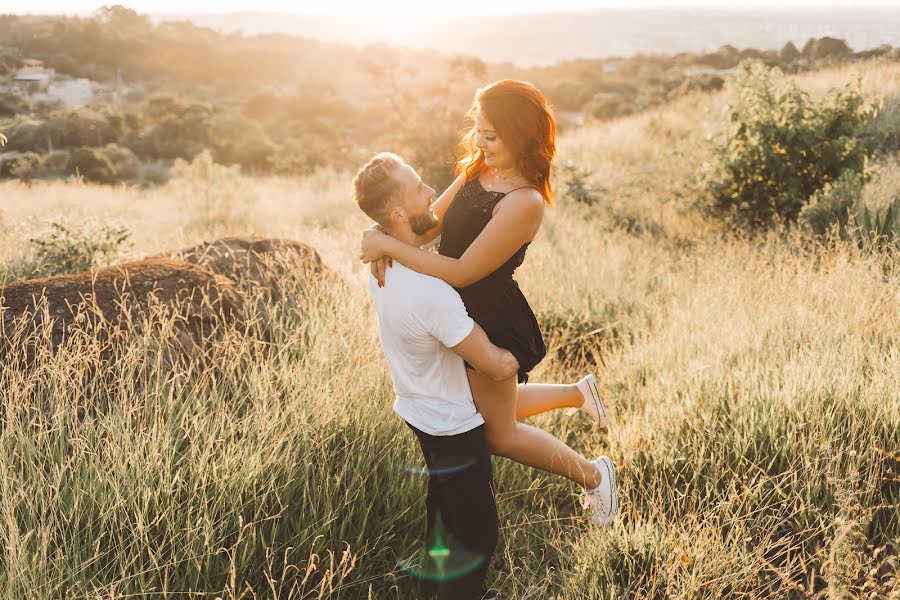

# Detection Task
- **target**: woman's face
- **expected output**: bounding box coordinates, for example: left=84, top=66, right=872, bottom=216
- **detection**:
left=475, top=110, right=515, bottom=172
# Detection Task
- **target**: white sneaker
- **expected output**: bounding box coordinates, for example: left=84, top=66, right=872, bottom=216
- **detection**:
left=583, top=456, right=618, bottom=528
left=575, top=374, right=609, bottom=428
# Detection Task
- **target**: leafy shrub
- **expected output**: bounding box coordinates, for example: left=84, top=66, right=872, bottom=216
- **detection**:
left=125, top=118, right=206, bottom=161
left=207, top=110, right=275, bottom=171
left=586, top=94, right=630, bottom=121
left=4, top=109, right=124, bottom=153
left=0, top=92, right=25, bottom=117
left=24, top=220, right=132, bottom=278
left=708, top=61, right=878, bottom=231
left=37, top=149, right=72, bottom=178
left=69, top=147, right=117, bottom=183
left=800, top=170, right=864, bottom=237
left=668, top=75, right=725, bottom=100
left=852, top=194, right=900, bottom=248
left=0, top=151, right=19, bottom=176
left=558, top=161, right=600, bottom=206
left=780, top=42, right=801, bottom=62
left=0, top=151, right=40, bottom=179
left=802, top=37, right=852, bottom=61
left=101, top=143, right=140, bottom=181
left=799, top=171, right=899, bottom=246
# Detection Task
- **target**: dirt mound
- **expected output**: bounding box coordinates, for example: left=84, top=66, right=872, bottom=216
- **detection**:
left=164, top=237, right=337, bottom=299
left=0, top=258, right=246, bottom=365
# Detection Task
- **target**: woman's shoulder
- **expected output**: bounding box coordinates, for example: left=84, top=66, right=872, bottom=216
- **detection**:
left=500, top=186, right=545, bottom=211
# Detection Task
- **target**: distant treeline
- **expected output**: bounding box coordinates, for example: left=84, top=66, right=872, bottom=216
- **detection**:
left=0, top=5, right=896, bottom=188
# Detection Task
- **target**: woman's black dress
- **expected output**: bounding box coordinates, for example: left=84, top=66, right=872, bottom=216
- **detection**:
left=439, top=177, right=546, bottom=383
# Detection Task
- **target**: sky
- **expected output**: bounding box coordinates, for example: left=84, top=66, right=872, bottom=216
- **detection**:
left=4, top=0, right=900, bottom=16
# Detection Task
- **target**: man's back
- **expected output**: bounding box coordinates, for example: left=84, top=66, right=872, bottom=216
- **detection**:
left=368, top=263, right=483, bottom=436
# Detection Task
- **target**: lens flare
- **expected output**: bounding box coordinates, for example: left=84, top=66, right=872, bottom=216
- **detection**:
left=397, top=512, right=486, bottom=581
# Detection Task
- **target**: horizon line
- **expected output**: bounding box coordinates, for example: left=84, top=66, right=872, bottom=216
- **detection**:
left=6, top=4, right=900, bottom=17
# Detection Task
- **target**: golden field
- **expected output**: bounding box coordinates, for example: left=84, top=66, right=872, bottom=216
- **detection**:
left=0, top=59, right=898, bottom=599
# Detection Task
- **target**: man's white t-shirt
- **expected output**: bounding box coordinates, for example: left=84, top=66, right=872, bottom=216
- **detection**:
left=368, top=262, right=484, bottom=436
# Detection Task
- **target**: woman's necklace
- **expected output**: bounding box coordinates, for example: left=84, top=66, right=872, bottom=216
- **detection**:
left=486, top=167, right=521, bottom=191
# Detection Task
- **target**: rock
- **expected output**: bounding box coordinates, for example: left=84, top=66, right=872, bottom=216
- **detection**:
left=0, top=258, right=246, bottom=365
left=163, top=237, right=338, bottom=299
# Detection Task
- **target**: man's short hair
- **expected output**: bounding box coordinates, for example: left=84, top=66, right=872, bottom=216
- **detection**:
left=352, top=152, right=406, bottom=226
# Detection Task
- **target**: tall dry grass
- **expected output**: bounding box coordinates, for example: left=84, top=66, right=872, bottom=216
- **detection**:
left=0, top=59, right=898, bottom=598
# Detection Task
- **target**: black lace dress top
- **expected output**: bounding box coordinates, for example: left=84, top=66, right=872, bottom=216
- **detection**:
left=438, top=177, right=546, bottom=383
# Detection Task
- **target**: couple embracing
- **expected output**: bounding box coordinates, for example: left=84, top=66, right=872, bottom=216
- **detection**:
left=353, top=80, right=618, bottom=599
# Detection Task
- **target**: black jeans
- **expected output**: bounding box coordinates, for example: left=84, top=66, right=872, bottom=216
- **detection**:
left=406, top=422, right=499, bottom=600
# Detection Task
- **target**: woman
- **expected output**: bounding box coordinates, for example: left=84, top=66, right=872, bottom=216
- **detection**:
left=360, top=80, right=617, bottom=526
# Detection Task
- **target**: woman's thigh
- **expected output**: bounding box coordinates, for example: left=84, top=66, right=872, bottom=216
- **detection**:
left=466, top=368, right=518, bottom=444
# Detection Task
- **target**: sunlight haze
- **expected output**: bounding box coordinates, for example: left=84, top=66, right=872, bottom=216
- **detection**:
left=7, top=0, right=900, bottom=15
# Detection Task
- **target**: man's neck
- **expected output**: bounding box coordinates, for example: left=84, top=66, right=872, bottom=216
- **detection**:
left=384, top=225, right=417, bottom=247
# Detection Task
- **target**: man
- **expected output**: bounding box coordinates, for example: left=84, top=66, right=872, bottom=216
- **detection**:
left=353, top=152, right=517, bottom=599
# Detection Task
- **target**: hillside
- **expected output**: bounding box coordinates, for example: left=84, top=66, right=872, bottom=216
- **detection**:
left=1, top=7, right=898, bottom=193
left=1, top=57, right=898, bottom=597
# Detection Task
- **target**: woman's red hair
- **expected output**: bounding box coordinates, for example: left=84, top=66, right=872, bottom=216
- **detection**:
left=455, top=79, right=557, bottom=205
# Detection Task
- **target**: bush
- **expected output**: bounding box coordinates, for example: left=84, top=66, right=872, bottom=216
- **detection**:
left=3, top=119, right=45, bottom=153
left=800, top=170, right=864, bottom=237
left=1, top=151, right=22, bottom=176
left=4, top=110, right=124, bottom=153
left=206, top=110, right=275, bottom=171
left=779, top=42, right=801, bottom=62
left=69, top=147, right=117, bottom=183
left=558, top=161, right=600, bottom=206
left=707, top=61, right=878, bottom=231
left=0, top=151, right=40, bottom=179
left=0, top=92, right=25, bottom=117
left=852, top=194, right=900, bottom=248
left=24, top=220, right=132, bottom=278
left=37, top=149, right=72, bottom=178
left=125, top=119, right=206, bottom=161
left=802, top=37, right=852, bottom=61
left=799, top=171, right=900, bottom=247
left=101, top=143, right=140, bottom=181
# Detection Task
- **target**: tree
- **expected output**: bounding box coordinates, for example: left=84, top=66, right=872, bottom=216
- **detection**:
left=94, top=5, right=152, bottom=35
left=780, top=42, right=801, bottom=62
left=802, top=37, right=852, bottom=61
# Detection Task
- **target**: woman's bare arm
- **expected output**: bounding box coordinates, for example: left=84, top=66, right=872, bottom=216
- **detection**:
left=367, top=172, right=468, bottom=286
left=414, top=171, right=468, bottom=246
left=361, top=188, right=544, bottom=288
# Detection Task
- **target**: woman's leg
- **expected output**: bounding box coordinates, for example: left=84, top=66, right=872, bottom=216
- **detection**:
left=468, top=369, right=602, bottom=490
left=515, top=382, right=582, bottom=420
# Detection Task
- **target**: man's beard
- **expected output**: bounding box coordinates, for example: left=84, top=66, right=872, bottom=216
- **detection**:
left=409, top=211, right=439, bottom=235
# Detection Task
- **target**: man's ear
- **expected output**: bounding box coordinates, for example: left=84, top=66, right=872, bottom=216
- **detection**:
left=387, top=205, right=407, bottom=225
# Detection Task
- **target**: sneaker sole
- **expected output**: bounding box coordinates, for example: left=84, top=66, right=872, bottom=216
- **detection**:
left=594, top=457, right=618, bottom=528
left=586, top=374, right=609, bottom=427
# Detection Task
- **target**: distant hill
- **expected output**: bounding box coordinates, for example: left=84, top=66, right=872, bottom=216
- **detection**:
left=160, top=9, right=900, bottom=67
left=1, top=7, right=895, bottom=191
